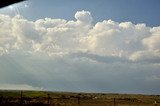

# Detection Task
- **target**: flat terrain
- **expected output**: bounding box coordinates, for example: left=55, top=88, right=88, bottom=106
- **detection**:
left=0, top=90, right=160, bottom=106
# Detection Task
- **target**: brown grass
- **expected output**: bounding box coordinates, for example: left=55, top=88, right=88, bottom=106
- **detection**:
left=0, top=90, right=160, bottom=106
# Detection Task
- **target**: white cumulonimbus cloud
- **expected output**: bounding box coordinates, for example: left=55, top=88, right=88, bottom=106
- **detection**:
left=0, top=10, right=159, bottom=60
left=0, top=10, right=160, bottom=93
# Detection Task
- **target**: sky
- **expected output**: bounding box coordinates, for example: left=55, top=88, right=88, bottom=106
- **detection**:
left=0, top=0, right=160, bottom=94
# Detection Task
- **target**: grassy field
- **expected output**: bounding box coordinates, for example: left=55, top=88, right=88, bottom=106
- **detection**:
left=0, top=90, right=160, bottom=106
